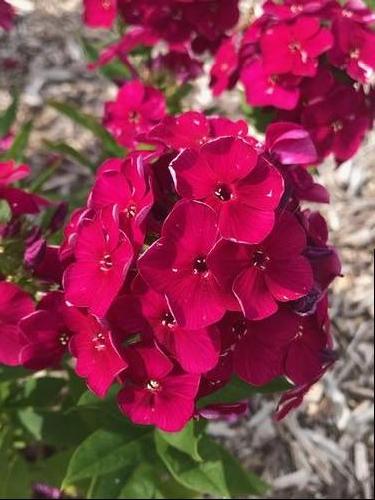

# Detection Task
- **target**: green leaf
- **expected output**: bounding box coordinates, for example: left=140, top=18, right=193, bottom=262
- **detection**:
left=365, top=0, right=375, bottom=7
left=62, top=427, right=152, bottom=486
left=199, top=376, right=293, bottom=407
left=118, top=462, right=159, bottom=499
left=48, top=101, right=125, bottom=157
left=2, top=121, right=33, bottom=162
left=0, top=93, right=18, bottom=137
left=86, top=465, right=136, bottom=499
left=0, top=454, right=30, bottom=499
left=29, top=158, right=61, bottom=192
left=23, top=377, right=66, bottom=407
left=155, top=433, right=268, bottom=498
left=0, top=366, right=30, bottom=383
left=156, top=421, right=203, bottom=462
left=0, top=199, right=12, bottom=224
left=43, top=140, right=95, bottom=170
left=74, top=387, right=127, bottom=430
left=14, top=405, right=92, bottom=446
left=81, top=37, right=131, bottom=82
left=167, top=84, right=193, bottom=115
left=17, top=407, right=44, bottom=440
left=2, top=377, right=66, bottom=410
left=241, top=102, right=275, bottom=134
left=30, top=449, right=75, bottom=488
left=88, top=451, right=198, bottom=499
left=202, top=437, right=269, bottom=497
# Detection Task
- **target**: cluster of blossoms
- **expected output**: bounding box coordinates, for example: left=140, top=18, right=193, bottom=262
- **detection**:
left=83, top=0, right=241, bottom=84
left=211, top=0, right=375, bottom=163
left=82, top=0, right=375, bottom=164
left=0, top=99, right=342, bottom=431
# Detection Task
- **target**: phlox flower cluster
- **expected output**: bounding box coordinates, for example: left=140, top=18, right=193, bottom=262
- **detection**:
left=211, top=0, right=375, bottom=163
left=0, top=100, right=341, bottom=432
left=82, top=0, right=375, bottom=164
left=83, top=0, right=240, bottom=83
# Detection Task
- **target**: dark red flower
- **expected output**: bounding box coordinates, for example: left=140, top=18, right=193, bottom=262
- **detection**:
left=183, top=0, right=240, bottom=41
left=241, top=59, right=301, bottom=110
left=139, top=200, right=233, bottom=329
left=109, top=276, right=221, bottom=374
left=210, top=37, right=239, bottom=96
left=118, top=344, right=200, bottom=431
left=83, top=0, right=117, bottom=28
left=209, top=212, right=313, bottom=320
left=263, top=0, right=335, bottom=21
left=265, top=122, right=317, bottom=165
left=89, top=156, right=153, bottom=248
left=0, top=282, right=34, bottom=366
left=233, top=309, right=297, bottom=386
left=63, top=207, right=133, bottom=317
left=329, top=18, right=375, bottom=83
left=172, top=136, right=284, bottom=244
left=67, top=308, right=127, bottom=397
left=301, top=84, right=371, bottom=162
left=104, top=80, right=166, bottom=148
left=260, top=17, right=333, bottom=77
left=19, top=292, right=71, bottom=370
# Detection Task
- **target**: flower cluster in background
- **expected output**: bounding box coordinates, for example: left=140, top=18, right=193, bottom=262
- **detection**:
left=83, top=0, right=241, bottom=85
left=212, top=0, right=375, bottom=163
left=81, top=0, right=375, bottom=164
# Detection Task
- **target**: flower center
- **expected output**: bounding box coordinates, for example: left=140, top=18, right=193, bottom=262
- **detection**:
left=332, top=120, right=343, bottom=133
left=290, top=4, right=303, bottom=14
left=295, top=324, right=304, bottom=339
left=193, top=256, right=208, bottom=274
left=350, top=48, right=360, bottom=60
left=100, top=254, right=113, bottom=271
left=125, top=204, right=137, bottom=218
left=251, top=249, right=270, bottom=271
left=93, top=332, right=106, bottom=351
left=147, top=380, right=161, bottom=392
left=59, top=333, right=70, bottom=347
left=101, top=0, right=113, bottom=9
left=289, top=41, right=301, bottom=53
left=232, top=319, right=248, bottom=339
left=342, top=9, right=353, bottom=18
left=214, top=184, right=232, bottom=202
left=128, top=111, right=140, bottom=124
left=161, top=311, right=176, bottom=328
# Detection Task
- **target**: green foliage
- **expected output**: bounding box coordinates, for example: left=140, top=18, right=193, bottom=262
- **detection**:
left=199, top=376, right=293, bottom=407
left=62, top=426, right=152, bottom=486
left=166, top=84, right=193, bottom=115
left=0, top=92, right=19, bottom=138
left=155, top=431, right=268, bottom=498
left=2, top=121, right=33, bottom=162
left=48, top=100, right=125, bottom=158
left=0, top=200, right=12, bottom=225
left=0, top=362, right=289, bottom=498
left=241, top=101, right=276, bottom=134
left=156, top=421, right=203, bottom=462
left=81, top=37, right=131, bottom=82
left=43, top=140, right=95, bottom=170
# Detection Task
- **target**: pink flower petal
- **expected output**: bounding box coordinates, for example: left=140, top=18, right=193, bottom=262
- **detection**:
left=234, top=268, right=278, bottom=320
